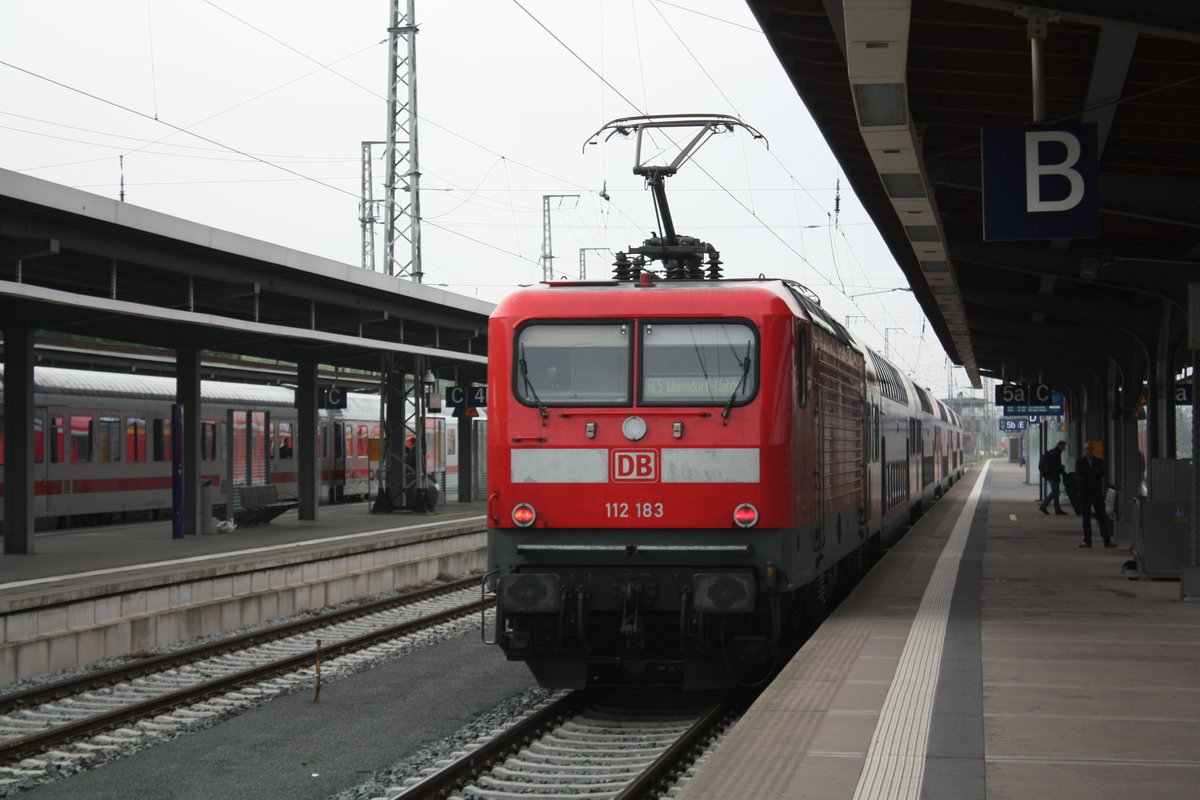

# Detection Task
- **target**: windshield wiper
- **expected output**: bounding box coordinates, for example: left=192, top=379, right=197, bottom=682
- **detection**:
left=519, top=344, right=550, bottom=424
left=722, top=342, right=752, bottom=421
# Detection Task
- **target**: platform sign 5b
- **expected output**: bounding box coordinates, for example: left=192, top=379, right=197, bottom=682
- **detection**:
left=982, top=123, right=1099, bottom=240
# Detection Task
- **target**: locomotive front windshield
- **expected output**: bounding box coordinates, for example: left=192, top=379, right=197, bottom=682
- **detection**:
left=515, top=323, right=631, bottom=404
left=514, top=320, right=757, bottom=408
left=641, top=322, right=756, bottom=405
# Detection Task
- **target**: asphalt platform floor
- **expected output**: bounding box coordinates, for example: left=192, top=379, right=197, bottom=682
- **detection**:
left=677, top=459, right=1200, bottom=800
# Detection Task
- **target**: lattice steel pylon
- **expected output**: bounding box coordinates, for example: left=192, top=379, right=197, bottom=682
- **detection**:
left=383, top=0, right=422, bottom=281
left=360, top=141, right=384, bottom=272
left=540, top=194, right=579, bottom=281
left=371, top=1, right=427, bottom=516
left=579, top=247, right=609, bottom=280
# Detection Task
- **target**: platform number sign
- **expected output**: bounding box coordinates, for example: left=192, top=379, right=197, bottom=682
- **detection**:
left=446, top=385, right=487, bottom=409
left=995, top=383, right=1028, bottom=406
left=999, top=418, right=1028, bottom=433
left=995, top=383, right=1057, bottom=407
left=319, top=387, right=347, bottom=409
left=982, top=123, right=1099, bottom=240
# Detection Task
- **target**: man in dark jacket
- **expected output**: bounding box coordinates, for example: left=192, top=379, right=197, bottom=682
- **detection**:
left=1075, top=443, right=1116, bottom=548
left=1038, top=440, right=1069, bottom=515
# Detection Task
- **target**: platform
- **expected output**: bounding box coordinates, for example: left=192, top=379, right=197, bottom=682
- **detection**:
left=678, top=459, right=1200, bottom=800
left=0, top=499, right=487, bottom=686
left=0, top=498, right=486, bottom=591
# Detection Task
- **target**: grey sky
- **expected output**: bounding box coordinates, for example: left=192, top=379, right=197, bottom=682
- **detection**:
left=0, top=0, right=970, bottom=396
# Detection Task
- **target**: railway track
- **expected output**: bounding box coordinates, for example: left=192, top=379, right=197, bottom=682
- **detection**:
left=0, top=576, right=492, bottom=778
left=389, top=687, right=748, bottom=800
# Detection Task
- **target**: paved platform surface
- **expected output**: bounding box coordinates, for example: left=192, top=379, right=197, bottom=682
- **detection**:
left=0, top=498, right=486, bottom=597
left=678, top=459, right=1200, bottom=800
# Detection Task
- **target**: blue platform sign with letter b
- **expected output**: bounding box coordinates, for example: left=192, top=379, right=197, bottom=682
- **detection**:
left=982, top=123, right=1099, bottom=241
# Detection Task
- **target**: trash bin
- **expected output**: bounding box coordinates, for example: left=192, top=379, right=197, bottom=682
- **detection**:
left=200, top=481, right=216, bottom=535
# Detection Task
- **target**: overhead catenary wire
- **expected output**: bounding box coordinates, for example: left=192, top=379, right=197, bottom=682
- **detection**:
left=145, top=0, right=160, bottom=120
left=0, top=58, right=360, bottom=200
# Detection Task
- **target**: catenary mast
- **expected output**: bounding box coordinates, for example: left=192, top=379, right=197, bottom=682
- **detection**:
left=374, top=0, right=429, bottom=513
left=383, top=0, right=422, bottom=282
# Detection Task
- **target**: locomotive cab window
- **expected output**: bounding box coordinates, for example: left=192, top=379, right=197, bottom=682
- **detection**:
left=514, top=323, right=631, bottom=405
left=640, top=322, right=757, bottom=405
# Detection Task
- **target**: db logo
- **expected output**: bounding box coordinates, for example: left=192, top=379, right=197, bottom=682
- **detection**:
left=612, top=450, right=657, bottom=481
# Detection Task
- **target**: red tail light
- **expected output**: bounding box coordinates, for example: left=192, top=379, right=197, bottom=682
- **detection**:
left=733, top=503, right=759, bottom=528
left=512, top=503, right=537, bottom=527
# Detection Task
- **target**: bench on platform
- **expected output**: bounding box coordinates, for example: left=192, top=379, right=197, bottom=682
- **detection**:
left=231, top=484, right=298, bottom=527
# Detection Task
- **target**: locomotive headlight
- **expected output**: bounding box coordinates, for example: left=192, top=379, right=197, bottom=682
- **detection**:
left=498, top=574, right=560, bottom=613
left=693, top=573, right=756, bottom=613
left=512, top=503, right=537, bottom=527
left=732, top=503, right=759, bottom=528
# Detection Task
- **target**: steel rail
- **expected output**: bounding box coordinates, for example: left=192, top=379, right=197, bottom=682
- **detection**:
left=391, top=690, right=590, bottom=800
left=613, top=692, right=748, bottom=799
left=393, top=689, right=747, bottom=800
left=0, top=595, right=491, bottom=764
left=0, top=574, right=483, bottom=715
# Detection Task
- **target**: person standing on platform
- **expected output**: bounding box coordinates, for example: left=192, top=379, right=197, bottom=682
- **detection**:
left=1038, top=440, right=1069, bottom=515
left=1075, top=443, right=1117, bottom=548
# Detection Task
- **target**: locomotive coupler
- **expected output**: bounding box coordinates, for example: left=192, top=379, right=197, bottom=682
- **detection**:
left=557, top=585, right=589, bottom=653
left=614, top=572, right=655, bottom=651
left=576, top=587, right=590, bottom=655
left=678, top=586, right=692, bottom=652
left=554, top=584, right=571, bottom=650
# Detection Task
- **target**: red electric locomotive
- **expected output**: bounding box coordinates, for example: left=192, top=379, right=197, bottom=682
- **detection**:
left=485, top=116, right=962, bottom=689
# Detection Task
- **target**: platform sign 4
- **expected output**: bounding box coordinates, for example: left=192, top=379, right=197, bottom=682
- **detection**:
left=446, top=385, right=487, bottom=409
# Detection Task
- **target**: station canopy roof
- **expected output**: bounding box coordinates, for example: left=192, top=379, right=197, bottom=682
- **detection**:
left=0, top=168, right=491, bottom=385
left=746, top=0, right=1200, bottom=391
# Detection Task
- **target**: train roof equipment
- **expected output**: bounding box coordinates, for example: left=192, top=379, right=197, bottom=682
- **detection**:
left=583, top=114, right=767, bottom=282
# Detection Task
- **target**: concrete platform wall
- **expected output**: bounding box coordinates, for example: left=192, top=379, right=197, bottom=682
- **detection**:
left=0, top=532, right=486, bottom=685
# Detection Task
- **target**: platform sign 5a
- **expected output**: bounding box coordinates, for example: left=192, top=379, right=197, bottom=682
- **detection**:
left=982, top=123, right=1099, bottom=240
left=995, top=383, right=1057, bottom=405
left=1177, top=383, right=1193, bottom=405
left=995, top=383, right=1060, bottom=406
left=995, top=383, right=1030, bottom=406
left=446, top=385, right=487, bottom=409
